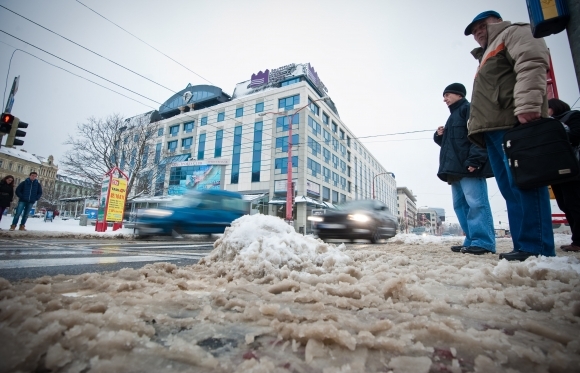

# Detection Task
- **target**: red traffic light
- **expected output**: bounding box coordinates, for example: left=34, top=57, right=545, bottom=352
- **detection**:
left=1, top=113, right=14, bottom=124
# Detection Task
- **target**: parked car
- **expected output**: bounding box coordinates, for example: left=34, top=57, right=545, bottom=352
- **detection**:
left=135, top=189, right=247, bottom=238
left=311, top=199, right=397, bottom=243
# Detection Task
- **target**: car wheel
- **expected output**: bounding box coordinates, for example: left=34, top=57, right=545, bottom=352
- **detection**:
left=370, top=227, right=381, bottom=244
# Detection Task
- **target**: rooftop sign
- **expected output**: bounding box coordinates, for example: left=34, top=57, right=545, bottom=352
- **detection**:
left=247, top=63, right=328, bottom=94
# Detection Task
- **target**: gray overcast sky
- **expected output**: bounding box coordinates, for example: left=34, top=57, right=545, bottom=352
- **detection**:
left=1, top=0, right=578, bottom=227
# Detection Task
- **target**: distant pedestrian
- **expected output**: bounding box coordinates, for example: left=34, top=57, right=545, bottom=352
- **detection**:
left=0, top=175, right=15, bottom=228
left=464, top=10, right=554, bottom=261
left=10, top=171, right=43, bottom=231
left=548, top=98, right=580, bottom=252
left=434, top=83, right=495, bottom=255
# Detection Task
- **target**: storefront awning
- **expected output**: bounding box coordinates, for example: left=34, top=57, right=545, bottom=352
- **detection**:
left=322, top=201, right=337, bottom=209
left=243, top=193, right=266, bottom=201
left=268, top=198, right=286, bottom=205
left=295, top=196, right=325, bottom=207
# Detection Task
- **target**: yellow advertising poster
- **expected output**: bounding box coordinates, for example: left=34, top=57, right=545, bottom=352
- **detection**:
left=106, top=177, right=127, bottom=222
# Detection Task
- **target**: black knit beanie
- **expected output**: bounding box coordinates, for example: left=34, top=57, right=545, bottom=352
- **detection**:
left=443, top=83, right=466, bottom=97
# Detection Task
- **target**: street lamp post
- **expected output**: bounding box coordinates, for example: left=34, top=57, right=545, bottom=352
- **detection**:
left=260, top=96, right=329, bottom=223
left=372, top=171, right=394, bottom=200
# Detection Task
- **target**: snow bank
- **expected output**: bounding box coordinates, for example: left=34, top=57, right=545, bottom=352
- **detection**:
left=1, top=214, right=579, bottom=373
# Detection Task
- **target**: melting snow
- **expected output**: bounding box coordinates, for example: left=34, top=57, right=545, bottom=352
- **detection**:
left=0, top=214, right=579, bottom=372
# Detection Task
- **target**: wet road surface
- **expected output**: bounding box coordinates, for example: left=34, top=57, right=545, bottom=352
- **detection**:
left=0, top=238, right=214, bottom=282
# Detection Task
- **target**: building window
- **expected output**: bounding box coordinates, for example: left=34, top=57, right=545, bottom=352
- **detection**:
left=201, top=116, right=208, bottom=126
left=332, top=121, right=338, bottom=133
left=308, top=136, right=321, bottom=157
left=254, top=102, right=264, bottom=114
left=339, top=129, right=345, bottom=140
left=280, top=77, right=300, bottom=86
left=231, top=126, right=242, bottom=184
left=347, top=151, right=351, bottom=162
left=347, top=136, right=351, bottom=147
left=340, top=176, right=347, bottom=190
left=236, top=107, right=243, bottom=118
left=182, top=137, right=193, bottom=149
left=332, top=154, right=339, bottom=169
left=252, top=122, right=263, bottom=182
left=183, top=121, right=194, bottom=133
left=274, top=156, right=298, bottom=174
left=217, top=112, right=225, bottom=122
left=332, top=190, right=339, bottom=203
left=168, top=140, right=178, bottom=153
left=322, top=186, right=330, bottom=201
left=323, top=167, right=331, bottom=183
left=133, top=134, right=139, bottom=142
left=275, top=134, right=299, bottom=152
left=322, top=112, right=329, bottom=125
left=142, top=145, right=149, bottom=167
left=340, top=144, right=346, bottom=156
left=341, top=193, right=347, bottom=202
left=276, top=114, right=299, bottom=132
left=278, top=94, right=300, bottom=110
left=197, top=133, right=206, bottom=160
left=214, top=130, right=223, bottom=158
left=332, top=137, right=339, bottom=152
left=323, top=129, right=331, bottom=145
left=169, top=125, right=179, bottom=137
left=308, top=98, right=320, bottom=116
left=308, top=116, right=321, bottom=137
left=323, top=148, right=331, bottom=164
left=347, top=166, right=351, bottom=177
left=307, top=158, right=321, bottom=177
left=340, top=160, right=347, bottom=174
left=155, top=143, right=161, bottom=163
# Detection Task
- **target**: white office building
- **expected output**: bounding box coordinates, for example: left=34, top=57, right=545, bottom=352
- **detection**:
left=125, top=62, right=396, bottom=233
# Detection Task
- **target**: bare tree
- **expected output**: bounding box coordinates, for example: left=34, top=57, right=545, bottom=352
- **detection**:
left=61, top=112, right=167, bottom=199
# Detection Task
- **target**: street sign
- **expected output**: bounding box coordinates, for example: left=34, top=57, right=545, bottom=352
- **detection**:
left=4, top=76, right=19, bottom=114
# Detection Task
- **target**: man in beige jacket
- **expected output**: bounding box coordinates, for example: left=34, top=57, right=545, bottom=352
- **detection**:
left=465, top=10, right=555, bottom=261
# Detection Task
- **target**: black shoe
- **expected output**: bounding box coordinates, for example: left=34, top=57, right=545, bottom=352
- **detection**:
left=499, top=250, right=538, bottom=261
left=461, top=246, right=491, bottom=255
left=450, top=245, right=464, bottom=253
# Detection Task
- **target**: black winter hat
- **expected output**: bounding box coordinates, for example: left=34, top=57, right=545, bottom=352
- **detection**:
left=443, top=83, right=466, bottom=97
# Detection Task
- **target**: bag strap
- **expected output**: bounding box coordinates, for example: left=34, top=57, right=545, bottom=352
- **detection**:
left=558, top=110, right=579, bottom=124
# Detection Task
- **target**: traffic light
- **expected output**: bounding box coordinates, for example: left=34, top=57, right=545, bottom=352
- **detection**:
left=1, top=113, right=28, bottom=147
left=0, top=113, right=13, bottom=134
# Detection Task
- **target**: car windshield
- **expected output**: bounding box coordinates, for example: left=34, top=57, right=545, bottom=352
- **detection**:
left=336, top=200, right=381, bottom=212
left=170, top=191, right=245, bottom=212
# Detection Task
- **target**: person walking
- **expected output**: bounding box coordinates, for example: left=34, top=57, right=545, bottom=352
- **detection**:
left=0, top=175, right=15, bottom=228
left=548, top=98, right=580, bottom=252
left=464, top=10, right=554, bottom=261
left=10, top=171, right=43, bottom=231
left=434, top=83, right=495, bottom=255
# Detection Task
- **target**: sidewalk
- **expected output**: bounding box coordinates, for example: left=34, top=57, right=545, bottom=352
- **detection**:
left=0, top=215, right=135, bottom=239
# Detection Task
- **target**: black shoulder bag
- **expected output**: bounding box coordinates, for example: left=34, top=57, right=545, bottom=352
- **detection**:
left=502, top=117, right=580, bottom=189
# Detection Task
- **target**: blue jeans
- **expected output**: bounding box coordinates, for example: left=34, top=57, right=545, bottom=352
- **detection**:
left=451, top=177, right=495, bottom=252
left=12, top=201, right=34, bottom=226
left=484, top=130, right=555, bottom=256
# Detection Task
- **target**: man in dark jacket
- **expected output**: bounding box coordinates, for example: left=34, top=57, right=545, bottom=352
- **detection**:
left=10, top=171, right=43, bottom=231
left=434, top=83, right=495, bottom=255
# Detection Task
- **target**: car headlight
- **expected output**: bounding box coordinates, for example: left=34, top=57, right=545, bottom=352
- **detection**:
left=347, top=213, right=370, bottom=223
left=308, top=216, right=324, bottom=222
left=141, top=208, right=173, bottom=217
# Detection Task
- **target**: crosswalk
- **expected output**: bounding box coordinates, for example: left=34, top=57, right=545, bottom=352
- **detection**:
left=0, top=238, right=213, bottom=280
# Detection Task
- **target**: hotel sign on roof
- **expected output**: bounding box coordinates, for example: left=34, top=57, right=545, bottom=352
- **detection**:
left=247, top=63, right=328, bottom=94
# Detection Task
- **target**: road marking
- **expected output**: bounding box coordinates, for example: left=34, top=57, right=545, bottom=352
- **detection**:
left=0, top=255, right=203, bottom=269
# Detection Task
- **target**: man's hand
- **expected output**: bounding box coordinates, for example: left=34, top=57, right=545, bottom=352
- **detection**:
left=468, top=166, right=477, bottom=172
left=436, top=126, right=444, bottom=136
left=517, top=112, right=541, bottom=124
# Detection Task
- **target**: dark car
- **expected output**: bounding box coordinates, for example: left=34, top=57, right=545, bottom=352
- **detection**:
left=312, top=199, right=397, bottom=243
left=135, top=189, right=247, bottom=238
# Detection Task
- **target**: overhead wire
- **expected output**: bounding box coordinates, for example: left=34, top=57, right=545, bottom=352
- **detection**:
left=0, top=5, right=176, bottom=93
left=74, top=0, right=214, bottom=85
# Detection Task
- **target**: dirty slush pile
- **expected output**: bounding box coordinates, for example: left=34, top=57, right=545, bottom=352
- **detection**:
left=1, top=214, right=579, bottom=373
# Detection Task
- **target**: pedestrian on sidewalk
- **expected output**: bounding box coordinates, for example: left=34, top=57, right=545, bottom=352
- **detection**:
left=0, top=175, right=15, bottom=228
left=548, top=98, right=580, bottom=252
left=10, top=171, right=43, bottom=231
left=464, top=10, right=554, bottom=261
left=434, top=83, right=495, bottom=255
